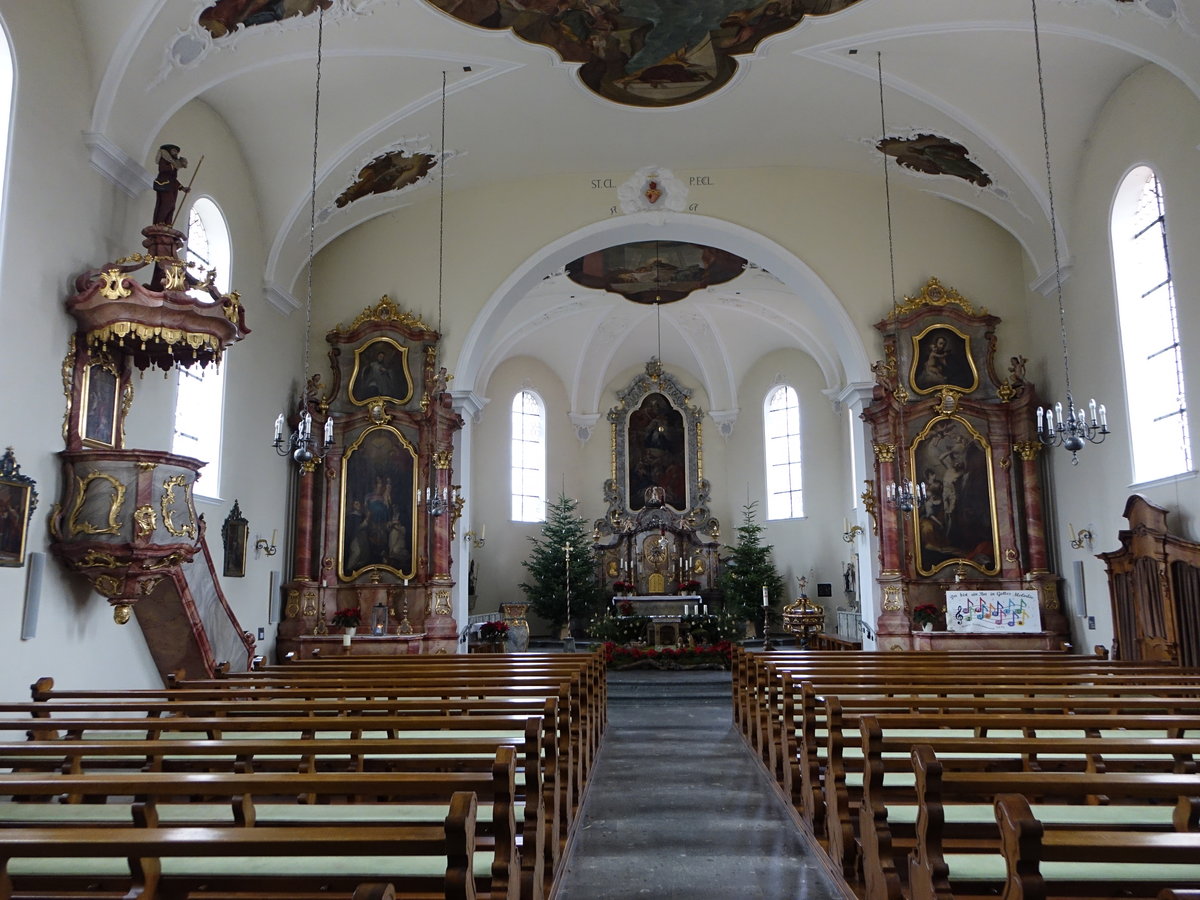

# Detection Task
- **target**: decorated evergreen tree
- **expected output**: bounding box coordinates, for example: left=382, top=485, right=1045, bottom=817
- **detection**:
left=520, top=493, right=602, bottom=634
left=719, top=501, right=787, bottom=626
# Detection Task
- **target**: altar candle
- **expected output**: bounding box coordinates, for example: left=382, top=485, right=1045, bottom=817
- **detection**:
left=324, top=414, right=334, bottom=445
left=1036, top=407, right=1044, bottom=434
left=1099, top=404, right=1107, bottom=427
left=762, top=586, right=769, bottom=607
left=683, top=604, right=689, bottom=616
left=273, top=413, right=284, bottom=442
left=702, top=603, right=708, bottom=615
left=481, top=524, right=486, bottom=542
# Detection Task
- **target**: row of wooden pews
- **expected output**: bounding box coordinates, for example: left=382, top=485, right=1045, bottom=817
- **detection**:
left=732, top=647, right=1200, bottom=900
left=0, top=649, right=605, bottom=900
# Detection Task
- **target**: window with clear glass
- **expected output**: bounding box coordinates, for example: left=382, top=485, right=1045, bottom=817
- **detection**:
left=0, top=23, right=13, bottom=262
left=765, top=384, right=803, bottom=519
left=1111, top=166, right=1190, bottom=482
left=511, top=390, right=546, bottom=522
left=172, top=198, right=231, bottom=497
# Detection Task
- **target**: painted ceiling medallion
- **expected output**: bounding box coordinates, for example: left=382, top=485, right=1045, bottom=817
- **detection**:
left=335, top=151, right=438, bottom=209
left=422, top=0, right=868, bottom=108
left=566, top=240, right=746, bottom=305
left=877, top=134, right=993, bottom=188
left=199, top=0, right=333, bottom=40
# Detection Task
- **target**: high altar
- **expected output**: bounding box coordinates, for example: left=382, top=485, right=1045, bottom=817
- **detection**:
left=863, top=278, right=1068, bottom=651
left=591, top=360, right=720, bottom=618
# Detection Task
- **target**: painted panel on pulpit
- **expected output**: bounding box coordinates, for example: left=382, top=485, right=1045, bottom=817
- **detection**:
left=627, top=392, right=687, bottom=511
left=912, top=416, right=999, bottom=576
left=339, top=425, right=416, bottom=581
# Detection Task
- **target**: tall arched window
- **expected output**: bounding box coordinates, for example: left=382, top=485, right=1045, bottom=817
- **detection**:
left=511, top=389, right=546, bottom=522
left=765, top=384, right=803, bottom=519
left=1111, top=166, right=1191, bottom=483
left=172, top=197, right=231, bottom=498
left=0, top=20, right=14, bottom=262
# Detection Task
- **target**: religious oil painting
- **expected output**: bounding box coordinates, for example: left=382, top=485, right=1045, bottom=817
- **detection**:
left=349, top=337, right=414, bottom=407
left=566, top=240, right=746, bottom=304
left=81, top=362, right=119, bottom=448
left=912, top=416, right=998, bottom=577
left=627, top=392, right=687, bottom=511
left=0, top=448, right=36, bottom=568
left=878, top=134, right=993, bottom=187
left=339, top=425, right=417, bottom=581
left=221, top=501, right=249, bottom=579
left=336, top=151, right=437, bottom=209
left=199, top=0, right=332, bottom=39
left=423, top=0, right=868, bottom=108
left=910, top=324, right=978, bottom=395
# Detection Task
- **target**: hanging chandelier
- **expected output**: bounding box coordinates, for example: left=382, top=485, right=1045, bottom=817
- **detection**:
left=875, top=51, right=925, bottom=513
left=272, top=4, right=333, bottom=469
left=1028, top=0, right=1107, bottom=463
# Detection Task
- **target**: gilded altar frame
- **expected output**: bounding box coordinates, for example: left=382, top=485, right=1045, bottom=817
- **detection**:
left=338, top=424, right=418, bottom=582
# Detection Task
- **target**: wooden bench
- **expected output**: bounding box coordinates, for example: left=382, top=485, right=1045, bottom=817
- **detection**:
left=0, top=771, right=490, bottom=900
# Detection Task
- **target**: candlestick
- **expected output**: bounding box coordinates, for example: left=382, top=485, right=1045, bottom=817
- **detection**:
left=273, top=413, right=285, bottom=442
left=762, top=585, right=769, bottom=607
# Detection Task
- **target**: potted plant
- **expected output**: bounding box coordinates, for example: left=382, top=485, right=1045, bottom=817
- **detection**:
left=331, top=607, right=362, bottom=646
left=478, top=619, right=509, bottom=652
left=912, top=603, right=940, bottom=632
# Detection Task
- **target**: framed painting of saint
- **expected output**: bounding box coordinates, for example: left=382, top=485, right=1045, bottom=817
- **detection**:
left=348, top=337, right=413, bottom=407
left=909, top=324, right=978, bottom=395
left=911, top=415, right=999, bottom=576
left=81, top=362, right=119, bottom=448
left=339, top=425, right=417, bottom=581
left=626, top=391, right=687, bottom=511
left=0, top=448, right=36, bottom=568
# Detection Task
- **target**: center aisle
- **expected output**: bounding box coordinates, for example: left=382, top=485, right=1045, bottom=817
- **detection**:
left=555, top=668, right=847, bottom=899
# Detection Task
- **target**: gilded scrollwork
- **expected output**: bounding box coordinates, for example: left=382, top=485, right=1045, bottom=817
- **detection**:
left=68, top=472, right=126, bottom=536
left=160, top=474, right=197, bottom=539
left=873, top=442, right=896, bottom=463
left=98, top=268, right=132, bottom=300
left=334, top=295, right=435, bottom=335
left=134, top=504, right=158, bottom=538
left=433, top=588, right=452, bottom=616
left=286, top=589, right=300, bottom=618
left=881, top=584, right=904, bottom=611
left=1013, top=441, right=1042, bottom=462
left=886, top=276, right=983, bottom=320
left=861, top=479, right=879, bottom=536
left=60, top=339, right=75, bottom=443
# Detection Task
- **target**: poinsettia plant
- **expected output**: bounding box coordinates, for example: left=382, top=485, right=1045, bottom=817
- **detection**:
left=331, top=607, right=362, bottom=628
left=479, top=620, right=509, bottom=641
left=911, top=603, right=940, bottom=628
left=676, top=579, right=701, bottom=593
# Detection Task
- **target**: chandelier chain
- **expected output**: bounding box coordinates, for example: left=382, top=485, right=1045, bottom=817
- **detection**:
left=303, top=2, right=325, bottom=386
left=876, top=52, right=897, bottom=311
left=1031, top=0, right=1073, bottom=406
left=438, top=70, right=446, bottom=337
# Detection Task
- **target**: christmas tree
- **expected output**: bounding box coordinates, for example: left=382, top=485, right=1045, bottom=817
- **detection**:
left=719, top=501, right=786, bottom=625
left=520, top=493, right=602, bottom=633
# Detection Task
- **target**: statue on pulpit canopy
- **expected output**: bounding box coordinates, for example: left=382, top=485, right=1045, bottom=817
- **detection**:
left=152, top=144, right=189, bottom=226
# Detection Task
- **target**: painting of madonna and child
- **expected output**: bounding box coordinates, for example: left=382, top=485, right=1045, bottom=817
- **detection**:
left=627, top=392, right=688, bottom=512
left=340, top=427, right=416, bottom=581
left=913, top=416, right=998, bottom=576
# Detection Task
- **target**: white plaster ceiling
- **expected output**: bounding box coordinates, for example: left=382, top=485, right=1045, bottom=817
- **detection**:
left=74, top=0, right=1199, bottom=415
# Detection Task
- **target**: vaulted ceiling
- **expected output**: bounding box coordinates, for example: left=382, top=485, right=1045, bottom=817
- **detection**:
left=72, top=0, right=1200, bottom=408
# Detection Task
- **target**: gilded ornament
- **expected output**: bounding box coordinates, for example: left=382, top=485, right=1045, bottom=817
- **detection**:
left=164, top=264, right=187, bottom=291
left=336, top=295, right=433, bottom=335
left=60, top=340, right=75, bottom=443
left=137, top=576, right=162, bottom=596
left=286, top=589, right=300, bottom=618
left=887, top=276, right=984, bottom=319
left=68, top=472, right=127, bottom=536
left=861, top=479, right=879, bottom=536
left=1013, top=441, right=1042, bottom=462
left=119, top=381, right=133, bottom=447
left=140, top=552, right=184, bottom=571
left=434, top=589, right=453, bottom=616
left=368, top=401, right=389, bottom=423
left=78, top=549, right=125, bottom=569
left=434, top=450, right=453, bottom=470
left=98, top=269, right=132, bottom=300
left=997, top=380, right=1015, bottom=402
left=935, top=387, right=961, bottom=414
left=999, top=455, right=1011, bottom=470
left=300, top=589, right=319, bottom=618
left=1004, top=547, right=1018, bottom=563
left=93, top=574, right=124, bottom=599
left=134, top=504, right=158, bottom=537
left=160, top=474, right=197, bottom=539
left=1042, top=582, right=1060, bottom=611
left=137, top=462, right=158, bottom=471
left=873, top=443, right=896, bottom=463
left=113, top=603, right=133, bottom=625
left=881, top=584, right=903, bottom=611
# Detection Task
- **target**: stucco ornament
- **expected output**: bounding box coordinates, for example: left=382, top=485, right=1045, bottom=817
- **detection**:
left=617, top=167, right=688, bottom=217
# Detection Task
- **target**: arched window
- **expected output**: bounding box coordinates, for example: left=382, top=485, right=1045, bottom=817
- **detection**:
left=765, top=384, right=803, bottom=519
left=1111, top=166, right=1191, bottom=482
left=0, top=21, right=14, bottom=258
left=172, top=198, right=231, bottom=498
left=511, top=389, right=546, bottom=522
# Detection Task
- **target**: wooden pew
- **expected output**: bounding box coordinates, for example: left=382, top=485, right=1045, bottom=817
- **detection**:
left=994, top=793, right=1200, bottom=900
left=0, top=772, right=491, bottom=900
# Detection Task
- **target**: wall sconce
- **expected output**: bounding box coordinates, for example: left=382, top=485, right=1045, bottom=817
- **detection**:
left=842, top=518, right=864, bottom=543
left=464, top=525, right=486, bottom=549
left=1069, top=524, right=1093, bottom=551
left=255, top=530, right=278, bottom=557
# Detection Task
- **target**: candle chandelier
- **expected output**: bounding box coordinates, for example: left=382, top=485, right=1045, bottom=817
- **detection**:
left=272, top=4, right=334, bottom=469
left=1028, top=0, right=1107, bottom=463
left=875, top=51, right=925, bottom=514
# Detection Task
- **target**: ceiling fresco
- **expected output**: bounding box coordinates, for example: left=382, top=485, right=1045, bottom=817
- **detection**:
left=199, top=0, right=332, bottom=40
left=878, top=134, right=993, bottom=188
left=335, top=151, right=438, bottom=209
left=423, top=0, right=869, bottom=108
left=565, top=240, right=747, bottom=304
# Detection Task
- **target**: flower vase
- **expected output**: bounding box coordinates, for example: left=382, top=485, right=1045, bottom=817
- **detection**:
left=921, top=622, right=933, bottom=632
left=342, top=626, right=357, bottom=646
left=500, top=601, right=530, bottom=653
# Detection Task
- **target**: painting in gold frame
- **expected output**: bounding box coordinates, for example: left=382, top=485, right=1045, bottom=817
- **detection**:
left=348, top=337, right=414, bottom=407
left=909, top=323, right=979, bottom=395
left=338, top=425, right=417, bottom=581
left=910, top=415, right=999, bottom=576
left=0, top=448, right=36, bottom=568
left=81, top=361, right=120, bottom=448
left=221, top=500, right=248, bottom=578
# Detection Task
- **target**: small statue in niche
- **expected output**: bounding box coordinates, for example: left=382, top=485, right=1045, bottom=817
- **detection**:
left=152, top=144, right=190, bottom=226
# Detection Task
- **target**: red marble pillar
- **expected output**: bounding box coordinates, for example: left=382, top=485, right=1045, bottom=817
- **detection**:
left=1015, top=441, right=1049, bottom=573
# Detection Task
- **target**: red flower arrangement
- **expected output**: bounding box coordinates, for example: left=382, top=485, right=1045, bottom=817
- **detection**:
left=613, top=581, right=635, bottom=594
left=676, top=579, right=701, bottom=593
left=479, top=620, right=509, bottom=641
left=617, top=600, right=635, bottom=617
left=603, top=640, right=733, bottom=671
left=330, top=607, right=362, bottom=628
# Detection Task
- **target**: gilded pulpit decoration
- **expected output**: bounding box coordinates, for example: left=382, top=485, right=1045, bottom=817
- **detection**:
left=863, top=276, right=1064, bottom=650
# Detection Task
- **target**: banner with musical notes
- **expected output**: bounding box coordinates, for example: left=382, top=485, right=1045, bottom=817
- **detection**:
left=945, top=590, right=1041, bottom=633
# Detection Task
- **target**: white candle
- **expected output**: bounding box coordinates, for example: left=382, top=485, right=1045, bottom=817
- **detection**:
left=1036, top=407, right=1044, bottom=433
left=273, top=413, right=284, bottom=442
left=702, top=603, right=708, bottom=615
left=324, top=415, right=334, bottom=444
left=270, top=529, right=277, bottom=547
left=300, top=411, right=311, bottom=440
left=1089, top=399, right=1097, bottom=424
left=762, top=586, right=769, bottom=607
left=480, top=524, right=486, bottom=541
left=1099, top=404, right=1107, bottom=427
